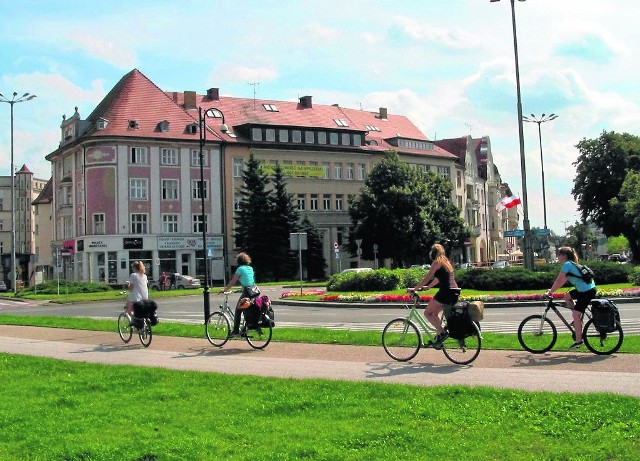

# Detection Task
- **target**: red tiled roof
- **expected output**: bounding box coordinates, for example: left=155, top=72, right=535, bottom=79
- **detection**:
left=85, top=69, right=200, bottom=141
left=16, top=164, right=33, bottom=174
left=72, top=69, right=457, bottom=160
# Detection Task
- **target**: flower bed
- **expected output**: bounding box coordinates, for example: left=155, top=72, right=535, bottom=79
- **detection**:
left=279, top=287, right=640, bottom=304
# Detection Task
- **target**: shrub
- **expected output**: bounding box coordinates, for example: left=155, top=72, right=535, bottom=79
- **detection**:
left=629, top=266, right=640, bottom=285
left=17, top=280, right=115, bottom=296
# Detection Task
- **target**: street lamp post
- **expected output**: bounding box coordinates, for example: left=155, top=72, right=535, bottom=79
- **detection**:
left=490, top=0, right=534, bottom=270
left=198, top=106, right=226, bottom=322
left=522, top=113, right=558, bottom=229
left=0, top=92, right=37, bottom=294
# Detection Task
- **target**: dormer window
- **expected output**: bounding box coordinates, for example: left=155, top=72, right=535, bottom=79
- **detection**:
left=187, top=123, right=197, bottom=134
left=128, top=120, right=139, bottom=129
left=96, top=118, right=109, bottom=130
left=63, top=125, right=74, bottom=140
left=158, top=120, right=170, bottom=132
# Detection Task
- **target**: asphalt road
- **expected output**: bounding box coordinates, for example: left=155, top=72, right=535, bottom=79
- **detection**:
left=1, top=291, right=639, bottom=335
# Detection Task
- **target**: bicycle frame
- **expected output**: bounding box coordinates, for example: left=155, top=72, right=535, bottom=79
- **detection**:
left=539, top=298, right=590, bottom=336
left=402, top=293, right=437, bottom=343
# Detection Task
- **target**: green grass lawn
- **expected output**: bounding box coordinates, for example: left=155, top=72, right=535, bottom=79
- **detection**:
left=1, top=353, right=638, bottom=460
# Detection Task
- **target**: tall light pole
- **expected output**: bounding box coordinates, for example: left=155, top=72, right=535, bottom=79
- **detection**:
left=0, top=92, right=37, bottom=294
left=198, top=106, right=226, bottom=322
left=490, top=0, right=534, bottom=270
left=522, top=113, right=558, bottom=230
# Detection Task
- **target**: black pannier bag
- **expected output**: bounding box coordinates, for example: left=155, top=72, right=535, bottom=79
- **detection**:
left=590, top=299, right=619, bottom=333
left=243, top=302, right=261, bottom=328
left=254, top=295, right=275, bottom=328
left=133, top=299, right=159, bottom=326
left=443, top=302, right=476, bottom=340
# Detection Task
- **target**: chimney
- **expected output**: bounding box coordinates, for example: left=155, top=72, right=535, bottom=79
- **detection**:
left=299, top=95, right=312, bottom=108
left=184, top=91, right=197, bottom=109
left=378, top=107, right=388, bottom=120
left=207, top=88, right=220, bottom=101
left=170, top=92, right=178, bottom=103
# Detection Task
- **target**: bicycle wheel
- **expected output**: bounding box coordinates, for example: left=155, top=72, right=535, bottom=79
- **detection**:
left=206, top=312, right=231, bottom=347
left=117, top=312, right=132, bottom=343
left=138, top=320, right=152, bottom=347
left=442, top=322, right=481, bottom=365
left=583, top=318, right=624, bottom=355
left=518, top=315, right=557, bottom=353
left=244, top=324, right=272, bottom=350
left=382, top=318, right=421, bottom=362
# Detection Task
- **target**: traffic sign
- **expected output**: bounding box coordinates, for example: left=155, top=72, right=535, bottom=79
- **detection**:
left=532, top=228, right=551, bottom=236
left=504, top=229, right=525, bottom=237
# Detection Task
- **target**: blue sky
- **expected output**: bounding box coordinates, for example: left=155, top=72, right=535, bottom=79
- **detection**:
left=2, top=0, right=640, bottom=237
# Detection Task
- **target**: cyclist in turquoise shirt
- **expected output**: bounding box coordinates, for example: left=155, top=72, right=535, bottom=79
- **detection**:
left=546, top=246, right=597, bottom=349
left=221, top=252, right=259, bottom=336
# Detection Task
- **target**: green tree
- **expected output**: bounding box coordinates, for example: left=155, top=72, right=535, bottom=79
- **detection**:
left=565, top=221, right=598, bottom=260
left=606, top=235, right=629, bottom=255
left=268, top=163, right=300, bottom=280
left=234, top=154, right=273, bottom=280
left=299, top=216, right=327, bottom=279
left=573, top=131, right=640, bottom=262
left=349, top=151, right=468, bottom=268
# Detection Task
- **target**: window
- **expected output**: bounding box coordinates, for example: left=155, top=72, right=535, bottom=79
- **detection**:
left=334, top=163, right=342, bottom=180
left=131, top=214, right=148, bottom=234
left=317, top=132, right=327, bottom=144
left=365, top=125, right=380, bottom=131
left=162, top=214, right=179, bottom=233
left=233, top=157, right=244, bottom=177
left=323, top=162, right=330, bottom=179
left=437, top=166, right=450, bottom=179
left=93, top=214, right=105, bottom=235
left=297, top=194, right=305, bottom=211
left=265, top=128, right=276, bottom=142
left=191, top=149, right=208, bottom=167
left=329, top=132, right=339, bottom=145
left=353, top=134, right=363, bottom=146
left=252, top=128, right=263, bottom=141
left=130, top=179, right=148, bottom=200
left=279, top=129, right=289, bottom=142
left=358, top=163, right=366, bottom=180
left=233, top=193, right=242, bottom=211
left=131, top=147, right=147, bottom=164
left=304, top=131, right=314, bottom=143
left=310, top=194, right=318, bottom=211
left=334, top=119, right=348, bottom=127
left=457, top=171, right=462, bottom=188
left=336, top=195, right=344, bottom=211
left=193, top=214, right=207, bottom=233
left=162, top=179, right=179, bottom=200
left=59, top=185, right=72, bottom=206
left=192, top=180, right=208, bottom=199
left=323, top=194, right=331, bottom=210
left=346, top=163, right=354, bottom=180
left=341, top=133, right=350, bottom=146
left=263, top=104, right=279, bottom=112
left=292, top=130, right=302, bottom=143
left=161, top=148, right=178, bottom=165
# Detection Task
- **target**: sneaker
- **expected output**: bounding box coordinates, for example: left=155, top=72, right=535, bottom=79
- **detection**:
left=436, top=331, right=449, bottom=343
left=569, top=341, right=584, bottom=350
left=229, top=331, right=240, bottom=338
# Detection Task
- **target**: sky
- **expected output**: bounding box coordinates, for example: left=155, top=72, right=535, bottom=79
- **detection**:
left=2, top=0, right=640, bottom=238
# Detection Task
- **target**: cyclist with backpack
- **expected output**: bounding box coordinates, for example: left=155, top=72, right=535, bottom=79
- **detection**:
left=220, top=252, right=260, bottom=337
left=545, top=246, right=597, bottom=350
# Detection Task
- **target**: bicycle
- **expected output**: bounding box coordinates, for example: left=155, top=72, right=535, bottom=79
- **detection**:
left=117, top=306, right=153, bottom=347
left=205, top=291, right=273, bottom=350
left=517, top=296, right=624, bottom=355
left=382, top=289, right=482, bottom=365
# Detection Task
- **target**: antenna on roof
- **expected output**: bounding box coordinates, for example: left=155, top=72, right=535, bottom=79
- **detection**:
left=248, top=82, right=260, bottom=109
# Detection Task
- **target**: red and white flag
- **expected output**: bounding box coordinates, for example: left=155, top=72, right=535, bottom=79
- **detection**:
left=496, top=193, right=521, bottom=212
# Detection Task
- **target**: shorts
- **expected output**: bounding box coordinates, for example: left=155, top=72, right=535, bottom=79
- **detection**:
left=569, top=288, right=597, bottom=313
left=434, top=288, right=461, bottom=306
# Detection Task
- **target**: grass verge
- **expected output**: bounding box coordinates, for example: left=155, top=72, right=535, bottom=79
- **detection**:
left=0, top=353, right=638, bottom=460
left=0, top=315, right=638, bottom=353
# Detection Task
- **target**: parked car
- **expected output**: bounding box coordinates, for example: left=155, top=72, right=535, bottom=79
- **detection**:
left=341, top=268, right=373, bottom=274
left=457, top=262, right=474, bottom=270
left=150, top=274, right=201, bottom=290
left=409, top=264, right=430, bottom=270
left=492, top=260, right=510, bottom=269
left=0, top=280, right=7, bottom=292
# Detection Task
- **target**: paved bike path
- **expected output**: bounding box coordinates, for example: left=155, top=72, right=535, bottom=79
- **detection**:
left=0, top=325, right=638, bottom=397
